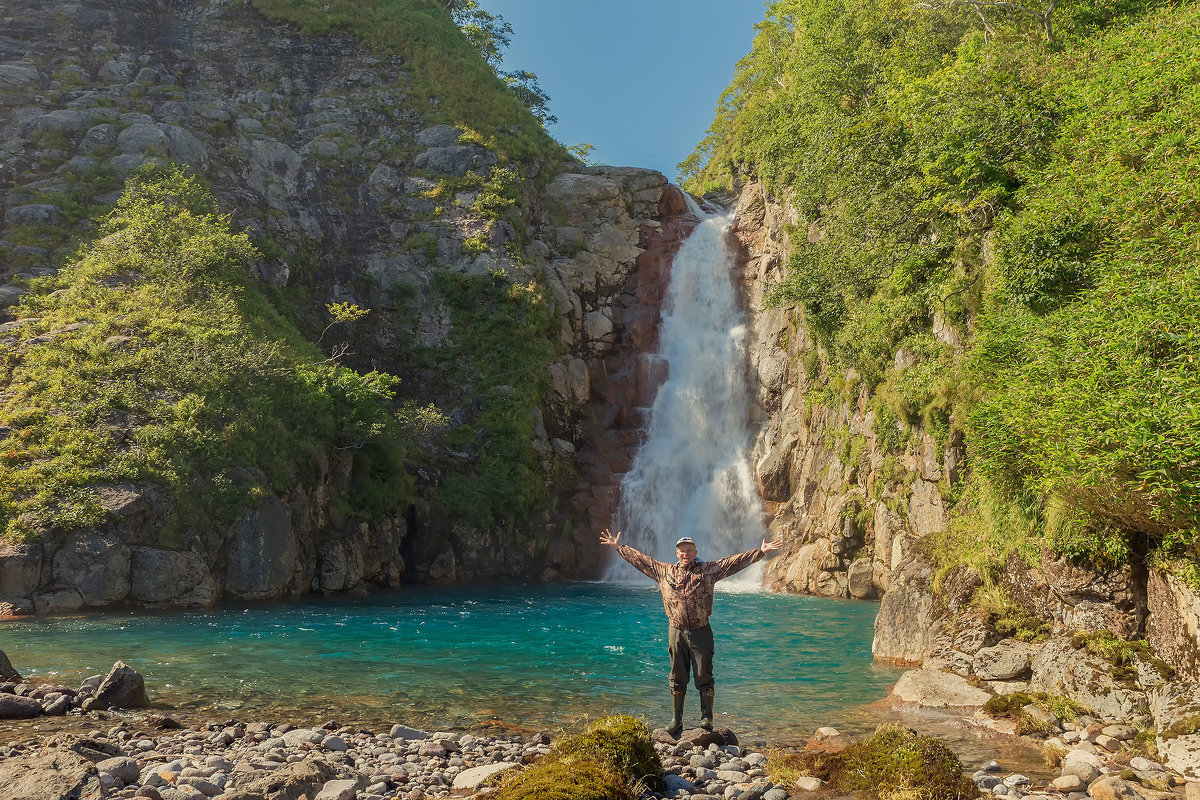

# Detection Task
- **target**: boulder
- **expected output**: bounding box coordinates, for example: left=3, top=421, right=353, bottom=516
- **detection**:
left=1029, top=636, right=1149, bottom=720
left=97, top=756, right=140, bottom=784
left=412, top=144, right=497, bottom=176
left=414, top=124, right=461, bottom=147
left=873, top=555, right=942, bottom=665
left=452, top=762, right=517, bottom=790
left=313, top=779, right=358, bottom=800
left=1089, top=776, right=1148, bottom=800
left=0, top=64, right=40, bottom=89
left=0, top=693, right=42, bottom=718
left=1061, top=749, right=1103, bottom=783
left=5, top=204, right=62, bottom=225
left=847, top=558, right=876, bottom=599
left=230, top=760, right=334, bottom=800
left=84, top=661, right=149, bottom=710
left=1160, top=735, right=1200, bottom=779
left=0, top=749, right=100, bottom=800
left=130, top=547, right=218, bottom=607
left=972, top=639, right=1033, bottom=680
left=1148, top=569, right=1200, bottom=681
left=0, top=648, right=21, bottom=681
left=51, top=532, right=131, bottom=606
left=225, top=498, right=297, bottom=599
left=389, top=724, right=428, bottom=740
left=890, top=667, right=991, bottom=708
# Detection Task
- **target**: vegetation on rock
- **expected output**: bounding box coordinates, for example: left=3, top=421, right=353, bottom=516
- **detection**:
left=490, top=715, right=661, bottom=800
left=248, top=0, right=565, bottom=163
left=984, top=692, right=1092, bottom=735
left=683, top=0, right=1200, bottom=591
left=0, top=165, right=420, bottom=540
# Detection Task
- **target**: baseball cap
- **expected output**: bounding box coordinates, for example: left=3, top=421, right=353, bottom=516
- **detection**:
left=675, top=537, right=696, bottom=547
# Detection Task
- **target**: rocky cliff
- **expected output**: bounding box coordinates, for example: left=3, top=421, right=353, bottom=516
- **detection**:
left=730, top=177, right=1200, bottom=776
left=0, top=0, right=688, bottom=612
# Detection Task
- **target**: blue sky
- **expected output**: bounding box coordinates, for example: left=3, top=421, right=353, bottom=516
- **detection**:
left=481, top=1, right=768, bottom=180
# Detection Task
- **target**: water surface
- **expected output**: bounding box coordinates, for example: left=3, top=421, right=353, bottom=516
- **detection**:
left=1, top=583, right=900, bottom=742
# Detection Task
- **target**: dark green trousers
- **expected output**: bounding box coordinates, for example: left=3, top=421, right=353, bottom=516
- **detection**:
left=668, top=624, right=714, bottom=696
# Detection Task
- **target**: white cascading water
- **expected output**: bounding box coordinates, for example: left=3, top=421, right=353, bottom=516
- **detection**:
left=607, top=198, right=767, bottom=587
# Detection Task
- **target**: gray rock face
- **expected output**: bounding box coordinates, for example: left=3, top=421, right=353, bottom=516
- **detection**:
left=0, top=542, right=42, bottom=600
left=412, top=144, right=497, bottom=176
left=225, top=498, right=296, bottom=599
left=1148, top=569, right=1200, bottom=681
left=890, top=667, right=990, bottom=708
left=6, top=204, right=62, bottom=225
left=873, top=556, right=942, bottom=665
left=972, top=639, right=1033, bottom=680
left=86, top=660, right=149, bottom=709
left=1029, top=636, right=1148, bottom=720
left=0, top=64, right=40, bottom=89
left=130, top=547, right=218, bottom=606
left=51, top=533, right=131, bottom=606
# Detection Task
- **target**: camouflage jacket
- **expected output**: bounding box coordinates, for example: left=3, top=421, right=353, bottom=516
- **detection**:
left=616, top=544, right=764, bottom=630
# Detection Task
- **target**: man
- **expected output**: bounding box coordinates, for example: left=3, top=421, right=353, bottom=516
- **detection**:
left=599, top=528, right=784, bottom=735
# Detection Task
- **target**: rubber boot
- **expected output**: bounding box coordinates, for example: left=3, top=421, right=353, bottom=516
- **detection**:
left=700, top=689, right=715, bottom=731
left=667, top=692, right=685, bottom=736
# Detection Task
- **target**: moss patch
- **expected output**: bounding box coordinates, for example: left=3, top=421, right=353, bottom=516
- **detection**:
left=491, top=715, right=660, bottom=800
left=781, top=724, right=977, bottom=800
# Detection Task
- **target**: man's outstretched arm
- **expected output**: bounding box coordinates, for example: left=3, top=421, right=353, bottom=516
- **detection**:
left=710, top=534, right=784, bottom=581
left=600, top=529, right=664, bottom=581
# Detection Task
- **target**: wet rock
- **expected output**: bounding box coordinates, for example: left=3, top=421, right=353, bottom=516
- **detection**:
left=0, top=647, right=22, bottom=681
left=0, top=693, right=41, bottom=718
left=84, top=660, right=149, bottom=710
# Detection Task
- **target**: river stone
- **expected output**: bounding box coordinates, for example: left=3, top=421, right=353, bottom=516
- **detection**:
left=389, top=724, right=428, bottom=740
left=890, top=667, right=990, bottom=707
left=973, top=639, right=1033, bottom=680
left=1089, top=776, right=1148, bottom=800
left=280, top=728, right=324, bottom=747
left=85, top=661, right=149, bottom=709
left=1062, top=749, right=1103, bottom=783
left=314, top=779, right=358, bottom=800
left=0, top=692, right=41, bottom=718
left=0, top=748, right=100, bottom=800
left=795, top=776, right=824, bottom=791
left=452, top=762, right=517, bottom=790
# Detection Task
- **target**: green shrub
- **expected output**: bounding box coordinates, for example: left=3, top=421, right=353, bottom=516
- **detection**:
left=984, top=692, right=1091, bottom=733
left=0, top=164, right=415, bottom=539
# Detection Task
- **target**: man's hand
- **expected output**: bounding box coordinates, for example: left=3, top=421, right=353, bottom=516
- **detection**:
left=760, top=534, right=783, bottom=554
left=599, top=529, right=622, bottom=548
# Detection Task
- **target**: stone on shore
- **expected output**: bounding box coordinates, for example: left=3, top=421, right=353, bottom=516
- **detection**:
left=795, top=775, right=825, bottom=791
left=85, top=660, right=149, bottom=709
left=314, top=778, right=359, bottom=800
left=0, top=749, right=101, bottom=800
left=389, top=724, right=429, bottom=740
left=453, top=762, right=518, bottom=790
left=1089, top=776, right=1149, bottom=800
left=0, top=648, right=22, bottom=681
left=0, top=692, right=43, bottom=718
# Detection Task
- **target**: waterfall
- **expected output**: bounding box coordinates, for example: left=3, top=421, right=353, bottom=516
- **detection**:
left=607, top=199, right=767, bottom=586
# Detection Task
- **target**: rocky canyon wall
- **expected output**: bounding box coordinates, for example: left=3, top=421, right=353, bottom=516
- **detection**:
left=0, top=0, right=686, bottom=612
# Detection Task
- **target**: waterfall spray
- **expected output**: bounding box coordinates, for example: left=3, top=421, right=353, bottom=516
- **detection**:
left=607, top=200, right=766, bottom=585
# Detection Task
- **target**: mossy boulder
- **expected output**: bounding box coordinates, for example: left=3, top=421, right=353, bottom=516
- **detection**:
left=787, top=724, right=977, bottom=800
left=491, top=715, right=661, bottom=800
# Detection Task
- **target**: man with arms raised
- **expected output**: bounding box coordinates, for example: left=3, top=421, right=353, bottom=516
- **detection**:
left=600, top=529, right=784, bottom=735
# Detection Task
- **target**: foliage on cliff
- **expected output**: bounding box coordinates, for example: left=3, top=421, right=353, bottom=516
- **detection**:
left=683, top=0, right=1200, bottom=579
left=0, top=166, right=417, bottom=540
left=248, top=0, right=564, bottom=163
